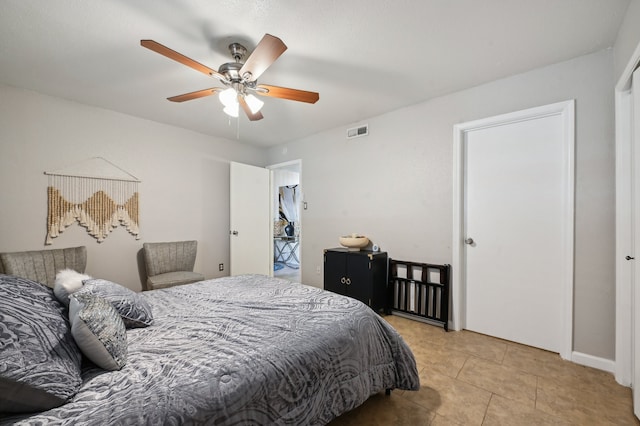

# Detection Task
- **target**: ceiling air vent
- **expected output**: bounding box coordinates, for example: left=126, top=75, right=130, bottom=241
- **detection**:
left=346, top=124, right=368, bottom=139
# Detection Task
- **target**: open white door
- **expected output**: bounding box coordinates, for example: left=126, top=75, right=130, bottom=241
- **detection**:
left=230, top=162, right=271, bottom=276
left=615, top=61, right=640, bottom=420
left=633, top=67, right=640, bottom=420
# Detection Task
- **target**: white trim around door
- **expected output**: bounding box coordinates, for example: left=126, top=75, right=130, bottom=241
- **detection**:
left=452, top=100, right=575, bottom=361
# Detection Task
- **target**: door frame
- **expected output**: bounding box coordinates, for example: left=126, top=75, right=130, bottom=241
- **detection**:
left=452, top=100, right=575, bottom=361
left=615, top=86, right=633, bottom=386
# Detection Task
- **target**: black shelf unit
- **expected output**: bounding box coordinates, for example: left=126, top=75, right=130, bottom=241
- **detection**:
left=323, top=248, right=388, bottom=313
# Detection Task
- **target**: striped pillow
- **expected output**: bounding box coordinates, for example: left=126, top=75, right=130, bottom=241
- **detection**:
left=76, top=279, right=153, bottom=328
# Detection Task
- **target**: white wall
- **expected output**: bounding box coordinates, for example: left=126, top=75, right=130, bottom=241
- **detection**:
left=0, top=84, right=265, bottom=291
left=267, top=49, right=616, bottom=360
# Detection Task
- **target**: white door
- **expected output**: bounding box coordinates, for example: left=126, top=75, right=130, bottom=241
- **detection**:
left=632, top=67, right=640, bottom=419
left=456, top=101, right=574, bottom=356
left=230, top=162, right=271, bottom=276
left=615, top=66, right=639, bottom=419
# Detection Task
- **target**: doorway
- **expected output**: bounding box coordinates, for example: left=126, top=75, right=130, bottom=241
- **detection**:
left=268, top=160, right=302, bottom=283
left=452, top=101, right=575, bottom=359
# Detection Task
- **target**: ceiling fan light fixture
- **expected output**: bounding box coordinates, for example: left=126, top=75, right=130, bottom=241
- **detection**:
left=223, top=103, right=239, bottom=118
left=245, top=94, right=264, bottom=114
left=219, top=87, right=238, bottom=107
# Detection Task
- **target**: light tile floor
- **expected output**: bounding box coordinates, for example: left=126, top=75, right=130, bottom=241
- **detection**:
left=274, top=264, right=300, bottom=282
left=329, top=315, right=639, bottom=426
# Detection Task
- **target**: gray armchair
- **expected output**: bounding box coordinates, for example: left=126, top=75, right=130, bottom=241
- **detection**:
left=0, top=246, right=87, bottom=288
left=142, top=240, right=204, bottom=290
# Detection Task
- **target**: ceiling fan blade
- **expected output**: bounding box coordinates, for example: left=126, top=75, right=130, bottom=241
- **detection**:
left=239, top=34, right=287, bottom=81
left=238, top=95, right=264, bottom=121
left=140, top=40, right=226, bottom=82
left=256, top=84, right=319, bottom=104
left=167, top=87, right=223, bottom=102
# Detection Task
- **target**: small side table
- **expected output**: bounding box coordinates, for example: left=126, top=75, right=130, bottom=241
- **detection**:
left=274, top=236, right=300, bottom=268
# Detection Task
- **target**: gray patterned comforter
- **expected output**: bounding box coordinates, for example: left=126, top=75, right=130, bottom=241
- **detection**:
left=3, top=275, right=419, bottom=425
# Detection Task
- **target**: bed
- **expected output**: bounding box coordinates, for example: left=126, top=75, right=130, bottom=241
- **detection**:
left=0, top=270, right=419, bottom=425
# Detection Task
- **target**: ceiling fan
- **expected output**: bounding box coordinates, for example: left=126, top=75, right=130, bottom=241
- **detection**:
left=141, top=34, right=319, bottom=121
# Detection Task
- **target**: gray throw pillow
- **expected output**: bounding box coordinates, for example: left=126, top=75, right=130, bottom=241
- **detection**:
left=77, top=279, right=153, bottom=328
left=69, top=293, right=127, bottom=371
left=0, top=274, right=83, bottom=413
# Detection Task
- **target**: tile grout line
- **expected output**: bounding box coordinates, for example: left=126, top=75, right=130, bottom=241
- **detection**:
left=455, top=354, right=471, bottom=379
left=480, top=393, right=495, bottom=425
left=499, top=343, right=507, bottom=365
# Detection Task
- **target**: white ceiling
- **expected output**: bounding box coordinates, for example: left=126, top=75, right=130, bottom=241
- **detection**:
left=0, top=0, right=630, bottom=147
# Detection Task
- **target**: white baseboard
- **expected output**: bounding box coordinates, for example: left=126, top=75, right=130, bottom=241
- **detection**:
left=571, top=351, right=616, bottom=374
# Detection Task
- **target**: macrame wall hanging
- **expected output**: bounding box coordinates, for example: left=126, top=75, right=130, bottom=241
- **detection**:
left=44, top=157, right=140, bottom=245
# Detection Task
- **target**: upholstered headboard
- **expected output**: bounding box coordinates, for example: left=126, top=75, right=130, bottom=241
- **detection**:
left=0, top=246, right=87, bottom=288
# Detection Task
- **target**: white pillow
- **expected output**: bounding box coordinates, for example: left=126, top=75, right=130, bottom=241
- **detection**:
left=54, top=269, right=92, bottom=306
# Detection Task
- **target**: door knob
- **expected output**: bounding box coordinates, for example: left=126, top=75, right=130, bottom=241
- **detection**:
left=230, top=230, right=238, bottom=236
left=465, top=238, right=474, bottom=245
left=626, top=255, right=635, bottom=260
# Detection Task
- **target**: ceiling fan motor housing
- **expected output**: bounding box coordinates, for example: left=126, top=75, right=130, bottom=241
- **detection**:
left=218, top=62, right=243, bottom=81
